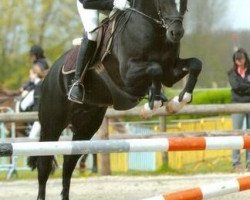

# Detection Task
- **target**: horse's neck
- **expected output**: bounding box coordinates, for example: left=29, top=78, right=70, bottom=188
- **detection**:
left=133, top=0, right=158, bottom=18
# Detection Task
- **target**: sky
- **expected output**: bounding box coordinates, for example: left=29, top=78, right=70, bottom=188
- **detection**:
left=227, top=0, right=250, bottom=30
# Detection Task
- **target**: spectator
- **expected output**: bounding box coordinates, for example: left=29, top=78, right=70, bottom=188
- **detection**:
left=29, top=45, right=49, bottom=70
left=20, top=45, right=49, bottom=96
left=20, top=63, right=45, bottom=138
left=228, top=48, right=250, bottom=172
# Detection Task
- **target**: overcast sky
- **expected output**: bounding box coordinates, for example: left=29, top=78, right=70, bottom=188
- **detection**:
left=227, top=0, right=250, bottom=30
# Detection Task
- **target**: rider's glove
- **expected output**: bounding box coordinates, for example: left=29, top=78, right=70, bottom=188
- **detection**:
left=113, top=0, right=131, bottom=10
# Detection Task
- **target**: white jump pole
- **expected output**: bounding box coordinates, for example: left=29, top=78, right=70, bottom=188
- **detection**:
left=0, top=136, right=250, bottom=157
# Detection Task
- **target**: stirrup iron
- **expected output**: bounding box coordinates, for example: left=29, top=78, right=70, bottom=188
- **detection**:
left=68, top=81, right=85, bottom=104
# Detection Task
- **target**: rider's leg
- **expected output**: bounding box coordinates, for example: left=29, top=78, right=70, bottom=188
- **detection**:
left=68, top=0, right=98, bottom=104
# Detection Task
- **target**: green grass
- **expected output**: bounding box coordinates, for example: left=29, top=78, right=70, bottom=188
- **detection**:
left=0, top=169, right=61, bottom=181
left=0, top=167, right=100, bottom=181
left=0, top=155, right=97, bottom=181
left=0, top=158, right=242, bottom=181
left=0, top=153, right=244, bottom=180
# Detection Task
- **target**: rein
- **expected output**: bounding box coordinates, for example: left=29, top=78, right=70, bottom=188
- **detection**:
left=127, top=8, right=163, bottom=25
left=127, top=0, right=183, bottom=30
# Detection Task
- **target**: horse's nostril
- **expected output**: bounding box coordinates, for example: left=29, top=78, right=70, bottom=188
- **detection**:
left=170, top=29, right=184, bottom=39
left=171, top=31, right=175, bottom=37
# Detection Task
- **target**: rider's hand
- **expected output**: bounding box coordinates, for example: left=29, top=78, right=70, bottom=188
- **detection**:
left=113, top=0, right=130, bottom=11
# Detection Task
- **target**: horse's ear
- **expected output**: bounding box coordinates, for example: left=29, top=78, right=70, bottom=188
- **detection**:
left=180, top=0, right=187, bottom=15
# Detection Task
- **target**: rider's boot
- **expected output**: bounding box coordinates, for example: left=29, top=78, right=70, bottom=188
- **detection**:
left=68, top=37, right=97, bottom=104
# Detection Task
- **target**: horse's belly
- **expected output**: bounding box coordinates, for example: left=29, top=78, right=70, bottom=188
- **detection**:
left=84, top=69, right=139, bottom=110
left=83, top=71, right=113, bottom=106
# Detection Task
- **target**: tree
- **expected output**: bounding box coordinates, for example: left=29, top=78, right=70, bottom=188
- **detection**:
left=0, top=1, right=81, bottom=87
left=184, top=0, right=229, bottom=33
left=175, top=0, right=233, bottom=88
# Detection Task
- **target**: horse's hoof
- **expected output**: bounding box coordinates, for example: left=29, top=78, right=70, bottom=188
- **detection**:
left=140, top=108, right=153, bottom=119
left=166, top=104, right=177, bottom=114
left=166, top=96, right=185, bottom=114
left=182, top=92, right=192, bottom=103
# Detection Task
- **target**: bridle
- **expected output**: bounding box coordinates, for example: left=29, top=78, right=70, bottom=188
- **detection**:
left=127, top=0, right=184, bottom=30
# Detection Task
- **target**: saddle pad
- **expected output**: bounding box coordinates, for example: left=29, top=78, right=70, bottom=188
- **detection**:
left=62, top=46, right=80, bottom=74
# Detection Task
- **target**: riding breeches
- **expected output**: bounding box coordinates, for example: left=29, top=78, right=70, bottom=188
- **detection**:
left=77, top=0, right=99, bottom=41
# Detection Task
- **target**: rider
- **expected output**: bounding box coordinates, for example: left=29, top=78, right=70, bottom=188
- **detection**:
left=68, top=0, right=131, bottom=104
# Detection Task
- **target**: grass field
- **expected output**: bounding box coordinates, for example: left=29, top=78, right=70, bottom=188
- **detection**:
left=1, top=154, right=248, bottom=181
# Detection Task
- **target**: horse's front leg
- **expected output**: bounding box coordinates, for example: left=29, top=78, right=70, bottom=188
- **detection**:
left=166, top=57, right=202, bottom=113
left=123, top=59, right=163, bottom=96
left=146, top=81, right=167, bottom=111
left=143, top=60, right=168, bottom=111
left=122, top=59, right=166, bottom=116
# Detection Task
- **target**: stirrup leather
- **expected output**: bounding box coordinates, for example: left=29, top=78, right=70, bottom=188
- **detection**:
left=68, top=81, right=85, bottom=104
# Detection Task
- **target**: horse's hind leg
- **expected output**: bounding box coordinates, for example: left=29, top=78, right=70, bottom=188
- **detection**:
left=61, top=105, right=107, bottom=200
left=36, top=124, right=68, bottom=200
left=35, top=105, right=69, bottom=200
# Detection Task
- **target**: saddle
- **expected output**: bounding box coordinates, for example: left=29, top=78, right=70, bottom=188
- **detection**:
left=61, top=13, right=139, bottom=110
left=62, top=17, right=115, bottom=75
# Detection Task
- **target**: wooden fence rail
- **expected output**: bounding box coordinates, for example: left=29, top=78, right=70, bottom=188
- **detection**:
left=1, top=103, right=250, bottom=122
left=3, top=130, right=250, bottom=143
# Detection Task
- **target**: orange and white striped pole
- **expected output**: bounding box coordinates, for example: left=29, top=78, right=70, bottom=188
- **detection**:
left=142, top=176, right=250, bottom=200
left=167, top=136, right=250, bottom=151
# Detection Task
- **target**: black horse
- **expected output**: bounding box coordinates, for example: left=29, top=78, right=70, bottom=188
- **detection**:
left=28, top=0, right=202, bottom=199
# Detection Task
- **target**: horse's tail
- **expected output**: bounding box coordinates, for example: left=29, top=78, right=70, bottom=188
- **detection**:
left=27, top=156, right=38, bottom=170
left=27, top=156, right=58, bottom=174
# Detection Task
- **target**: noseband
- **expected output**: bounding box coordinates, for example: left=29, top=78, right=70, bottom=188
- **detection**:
left=127, top=0, right=183, bottom=30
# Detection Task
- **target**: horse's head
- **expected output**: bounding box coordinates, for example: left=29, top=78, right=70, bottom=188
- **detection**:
left=157, top=0, right=187, bottom=43
left=129, top=0, right=187, bottom=43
